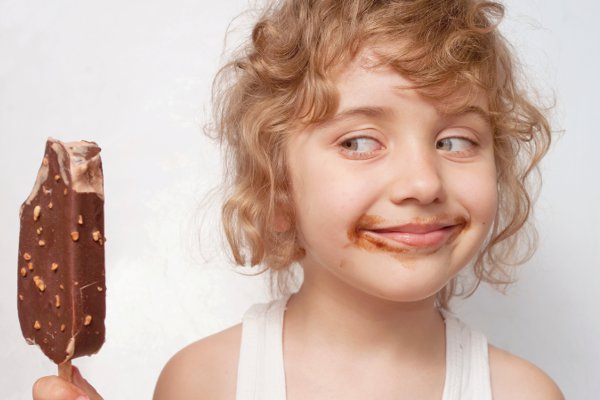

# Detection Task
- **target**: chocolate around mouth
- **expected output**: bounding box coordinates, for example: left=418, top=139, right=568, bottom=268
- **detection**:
left=352, top=230, right=413, bottom=254
left=347, top=214, right=466, bottom=254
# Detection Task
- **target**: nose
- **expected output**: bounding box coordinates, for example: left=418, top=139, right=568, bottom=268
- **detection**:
left=386, top=144, right=445, bottom=205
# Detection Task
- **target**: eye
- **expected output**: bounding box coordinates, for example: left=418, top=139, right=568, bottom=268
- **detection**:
left=338, top=136, right=384, bottom=159
left=435, top=137, right=475, bottom=154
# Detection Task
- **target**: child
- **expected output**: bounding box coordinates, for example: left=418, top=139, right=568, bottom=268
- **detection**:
left=33, top=0, right=563, bottom=399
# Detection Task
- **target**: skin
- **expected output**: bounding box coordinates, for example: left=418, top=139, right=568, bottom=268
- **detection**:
left=285, top=52, right=498, bottom=306
left=32, top=366, right=101, bottom=400
left=32, top=51, right=564, bottom=400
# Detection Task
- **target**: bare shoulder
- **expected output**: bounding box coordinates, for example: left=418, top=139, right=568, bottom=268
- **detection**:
left=488, top=345, right=564, bottom=400
left=153, top=323, right=242, bottom=400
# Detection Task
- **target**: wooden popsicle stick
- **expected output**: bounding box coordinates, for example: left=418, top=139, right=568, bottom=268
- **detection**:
left=58, top=360, right=73, bottom=382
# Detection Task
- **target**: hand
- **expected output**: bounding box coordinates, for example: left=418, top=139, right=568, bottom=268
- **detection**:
left=32, top=366, right=103, bottom=400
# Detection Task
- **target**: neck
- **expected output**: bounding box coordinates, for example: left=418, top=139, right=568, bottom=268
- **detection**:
left=284, top=265, right=446, bottom=361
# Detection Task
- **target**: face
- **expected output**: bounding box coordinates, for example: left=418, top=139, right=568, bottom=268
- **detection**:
left=285, top=51, right=498, bottom=303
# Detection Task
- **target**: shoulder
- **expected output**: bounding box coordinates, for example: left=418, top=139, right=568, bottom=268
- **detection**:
left=488, top=345, right=564, bottom=400
left=153, top=323, right=242, bottom=400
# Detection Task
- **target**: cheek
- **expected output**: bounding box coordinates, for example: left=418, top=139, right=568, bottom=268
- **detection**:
left=452, top=165, right=498, bottom=225
left=292, top=164, right=376, bottom=244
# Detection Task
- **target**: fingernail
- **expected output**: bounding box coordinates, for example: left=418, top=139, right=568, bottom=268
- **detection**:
left=76, top=396, right=90, bottom=400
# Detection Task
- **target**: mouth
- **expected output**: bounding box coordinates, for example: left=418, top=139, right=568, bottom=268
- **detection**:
left=353, top=217, right=466, bottom=253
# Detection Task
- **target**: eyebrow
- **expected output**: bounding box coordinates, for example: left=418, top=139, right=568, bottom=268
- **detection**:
left=315, top=104, right=491, bottom=130
left=443, top=105, right=492, bottom=125
left=315, top=106, right=394, bottom=129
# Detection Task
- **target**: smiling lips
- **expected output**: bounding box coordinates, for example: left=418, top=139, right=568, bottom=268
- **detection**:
left=353, top=216, right=466, bottom=253
left=368, top=223, right=460, bottom=247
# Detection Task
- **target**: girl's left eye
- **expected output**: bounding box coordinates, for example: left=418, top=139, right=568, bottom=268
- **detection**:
left=435, top=137, right=475, bottom=153
left=339, top=136, right=383, bottom=158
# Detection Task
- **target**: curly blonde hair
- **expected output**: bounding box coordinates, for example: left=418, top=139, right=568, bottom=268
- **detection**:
left=211, top=0, right=551, bottom=308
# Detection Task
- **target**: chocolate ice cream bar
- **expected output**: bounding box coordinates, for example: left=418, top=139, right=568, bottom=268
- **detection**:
left=17, top=138, right=106, bottom=366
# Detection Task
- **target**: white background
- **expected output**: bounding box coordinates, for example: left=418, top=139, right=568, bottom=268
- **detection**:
left=1, top=0, right=598, bottom=398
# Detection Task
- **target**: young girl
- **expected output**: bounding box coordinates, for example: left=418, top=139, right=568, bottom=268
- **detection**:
left=33, top=0, right=563, bottom=399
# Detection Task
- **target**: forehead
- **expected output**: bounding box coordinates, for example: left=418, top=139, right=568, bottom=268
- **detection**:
left=333, top=47, right=490, bottom=115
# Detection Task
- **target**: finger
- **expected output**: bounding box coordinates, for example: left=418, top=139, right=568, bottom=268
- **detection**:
left=72, top=367, right=103, bottom=400
left=32, top=376, right=89, bottom=400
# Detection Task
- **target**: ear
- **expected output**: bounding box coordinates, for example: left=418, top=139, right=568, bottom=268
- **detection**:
left=272, top=210, right=291, bottom=233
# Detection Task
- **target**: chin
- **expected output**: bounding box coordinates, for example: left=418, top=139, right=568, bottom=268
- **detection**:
left=345, top=273, right=449, bottom=305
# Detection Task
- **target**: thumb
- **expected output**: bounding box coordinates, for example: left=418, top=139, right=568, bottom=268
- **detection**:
left=32, top=375, right=89, bottom=400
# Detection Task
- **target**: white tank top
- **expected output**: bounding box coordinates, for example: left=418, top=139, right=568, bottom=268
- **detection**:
left=235, top=295, right=492, bottom=400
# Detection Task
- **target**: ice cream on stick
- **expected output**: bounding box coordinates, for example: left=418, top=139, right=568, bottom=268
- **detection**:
left=17, top=138, right=106, bottom=377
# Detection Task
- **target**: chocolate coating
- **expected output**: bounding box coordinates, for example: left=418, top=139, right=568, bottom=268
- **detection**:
left=17, top=138, right=105, bottom=364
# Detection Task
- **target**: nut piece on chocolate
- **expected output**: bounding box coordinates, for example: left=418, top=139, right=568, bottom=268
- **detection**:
left=17, top=138, right=106, bottom=364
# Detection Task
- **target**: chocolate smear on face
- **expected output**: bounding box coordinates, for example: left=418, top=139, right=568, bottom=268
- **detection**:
left=348, top=214, right=467, bottom=255
left=348, top=214, right=412, bottom=254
